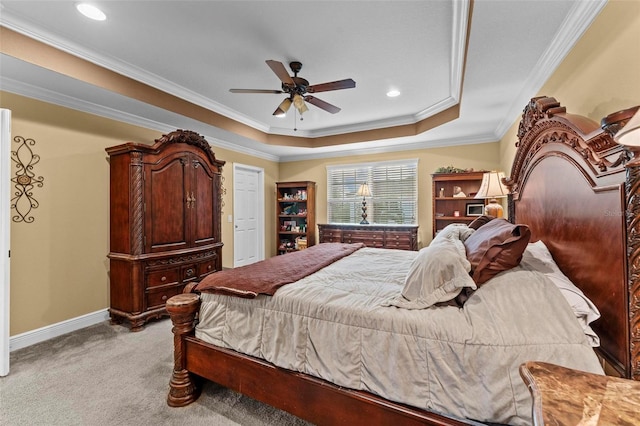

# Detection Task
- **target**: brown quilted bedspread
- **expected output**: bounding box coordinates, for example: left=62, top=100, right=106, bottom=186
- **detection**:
left=194, top=243, right=364, bottom=298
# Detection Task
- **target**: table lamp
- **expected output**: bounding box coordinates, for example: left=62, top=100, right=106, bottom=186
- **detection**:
left=357, top=182, right=371, bottom=224
left=614, top=108, right=640, bottom=146
left=475, top=171, right=509, bottom=218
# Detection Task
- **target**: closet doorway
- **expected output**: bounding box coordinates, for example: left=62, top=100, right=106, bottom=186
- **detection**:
left=233, top=164, right=264, bottom=267
left=1, top=109, right=12, bottom=376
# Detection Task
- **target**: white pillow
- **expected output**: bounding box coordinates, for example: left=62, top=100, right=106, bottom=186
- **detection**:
left=384, top=236, right=476, bottom=310
left=522, top=240, right=601, bottom=346
left=433, top=223, right=475, bottom=243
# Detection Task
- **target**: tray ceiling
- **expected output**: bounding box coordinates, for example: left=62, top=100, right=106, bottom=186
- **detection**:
left=0, top=1, right=606, bottom=161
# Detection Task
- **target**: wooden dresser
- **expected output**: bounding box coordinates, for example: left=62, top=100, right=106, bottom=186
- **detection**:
left=106, top=130, right=225, bottom=331
left=318, top=224, right=418, bottom=251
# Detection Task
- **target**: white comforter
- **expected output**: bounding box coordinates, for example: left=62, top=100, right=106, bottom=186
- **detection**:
left=195, top=247, right=603, bottom=425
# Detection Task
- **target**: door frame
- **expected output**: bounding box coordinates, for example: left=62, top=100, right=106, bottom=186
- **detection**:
left=232, top=163, right=265, bottom=267
left=1, top=109, right=11, bottom=376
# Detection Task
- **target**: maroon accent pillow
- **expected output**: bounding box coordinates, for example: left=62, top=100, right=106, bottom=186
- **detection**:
left=468, top=215, right=495, bottom=230
left=463, top=218, right=531, bottom=285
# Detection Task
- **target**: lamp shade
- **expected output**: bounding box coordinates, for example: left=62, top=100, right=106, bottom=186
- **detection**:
left=293, top=94, right=308, bottom=114
left=614, top=109, right=640, bottom=146
left=475, top=171, right=508, bottom=199
left=357, top=182, right=371, bottom=197
left=475, top=171, right=509, bottom=218
left=273, top=98, right=292, bottom=117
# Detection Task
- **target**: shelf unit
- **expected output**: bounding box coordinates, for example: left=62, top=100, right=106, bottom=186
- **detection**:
left=431, top=172, right=486, bottom=238
left=276, top=181, right=316, bottom=255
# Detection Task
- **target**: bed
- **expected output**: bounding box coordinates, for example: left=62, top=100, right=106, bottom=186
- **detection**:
left=165, top=97, right=640, bottom=425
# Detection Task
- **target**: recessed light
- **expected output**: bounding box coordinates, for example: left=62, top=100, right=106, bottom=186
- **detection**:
left=76, top=3, right=106, bottom=21
left=387, top=89, right=401, bottom=98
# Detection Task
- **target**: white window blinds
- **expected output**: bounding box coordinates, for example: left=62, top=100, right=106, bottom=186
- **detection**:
left=326, top=159, right=418, bottom=224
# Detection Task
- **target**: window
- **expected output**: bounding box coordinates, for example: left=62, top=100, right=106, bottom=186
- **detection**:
left=327, top=159, right=418, bottom=224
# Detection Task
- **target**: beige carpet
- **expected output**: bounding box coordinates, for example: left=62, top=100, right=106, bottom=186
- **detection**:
left=0, top=319, right=311, bottom=426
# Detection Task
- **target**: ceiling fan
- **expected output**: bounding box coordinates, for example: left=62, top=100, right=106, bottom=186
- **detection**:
left=230, top=60, right=356, bottom=117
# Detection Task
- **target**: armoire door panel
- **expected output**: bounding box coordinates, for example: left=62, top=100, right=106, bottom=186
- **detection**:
left=191, top=159, right=217, bottom=246
left=146, top=155, right=189, bottom=252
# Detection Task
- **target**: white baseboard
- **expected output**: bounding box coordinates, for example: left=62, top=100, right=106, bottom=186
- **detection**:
left=9, top=309, right=110, bottom=352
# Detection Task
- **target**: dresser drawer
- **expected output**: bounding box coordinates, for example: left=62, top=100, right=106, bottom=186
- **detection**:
left=319, top=228, right=342, bottom=243
left=365, top=239, right=386, bottom=248
left=386, top=232, right=412, bottom=243
left=385, top=239, right=413, bottom=250
left=146, top=285, right=183, bottom=310
left=321, top=235, right=343, bottom=243
left=146, top=268, right=180, bottom=288
left=343, top=230, right=385, bottom=246
left=385, top=232, right=413, bottom=250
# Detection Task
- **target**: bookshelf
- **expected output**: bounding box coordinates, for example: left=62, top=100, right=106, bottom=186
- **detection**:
left=276, top=181, right=316, bottom=254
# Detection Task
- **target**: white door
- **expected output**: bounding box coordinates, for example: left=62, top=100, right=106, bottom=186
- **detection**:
left=233, top=164, right=264, bottom=267
left=1, top=109, right=11, bottom=376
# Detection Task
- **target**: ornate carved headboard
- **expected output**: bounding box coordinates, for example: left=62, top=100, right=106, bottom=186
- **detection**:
left=505, top=96, right=639, bottom=380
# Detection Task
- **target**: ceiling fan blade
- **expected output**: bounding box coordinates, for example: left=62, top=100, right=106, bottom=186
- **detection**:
left=266, top=60, right=295, bottom=86
left=229, top=89, right=283, bottom=94
left=304, top=96, right=341, bottom=114
left=307, top=78, right=356, bottom=93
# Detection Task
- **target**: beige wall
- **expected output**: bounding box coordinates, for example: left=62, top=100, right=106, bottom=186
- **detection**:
left=1, top=92, right=279, bottom=335
left=500, top=0, right=640, bottom=173
left=279, top=143, right=501, bottom=249
left=3, top=93, right=153, bottom=335
left=216, top=151, right=280, bottom=261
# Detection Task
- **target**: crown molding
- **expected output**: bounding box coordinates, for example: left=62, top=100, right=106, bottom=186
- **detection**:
left=0, top=1, right=468, bottom=139
left=278, top=132, right=499, bottom=163
left=0, top=76, right=281, bottom=162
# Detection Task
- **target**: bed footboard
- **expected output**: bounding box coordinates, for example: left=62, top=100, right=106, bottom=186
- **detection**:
left=166, top=293, right=201, bottom=407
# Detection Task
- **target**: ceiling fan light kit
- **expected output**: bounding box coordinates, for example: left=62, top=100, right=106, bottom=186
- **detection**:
left=293, top=94, right=308, bottom=114
left=230, top=60, right=355, bottom=118
left=274, top=98, right=292, bottom=117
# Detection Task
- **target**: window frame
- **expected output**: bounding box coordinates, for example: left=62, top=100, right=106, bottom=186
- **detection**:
left=326, top=159, right=418, bottom=225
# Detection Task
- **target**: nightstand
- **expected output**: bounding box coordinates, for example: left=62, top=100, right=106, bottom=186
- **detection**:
left=519, top=361, right=640, bottom=425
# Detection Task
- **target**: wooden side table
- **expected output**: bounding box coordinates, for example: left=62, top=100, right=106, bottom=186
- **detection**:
left=519, top=361, right=640, bottom=425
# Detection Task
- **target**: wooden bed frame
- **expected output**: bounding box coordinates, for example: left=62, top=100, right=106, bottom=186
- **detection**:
left=165, top=97, right=639, bottom=425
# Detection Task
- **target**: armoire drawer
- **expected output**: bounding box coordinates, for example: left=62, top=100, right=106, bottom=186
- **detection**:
left=197, top=258, right=218, bottom=277
left=146, top=268, right=180, bottom=288
left=182, top=264, right=198, bottom=282
left=146, top=285, right=183, bottom=310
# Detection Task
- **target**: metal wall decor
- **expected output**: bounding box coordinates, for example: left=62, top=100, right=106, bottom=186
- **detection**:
left=220, top=174, right=227, bottom=213
left=11, top=135, right=45, bottom=223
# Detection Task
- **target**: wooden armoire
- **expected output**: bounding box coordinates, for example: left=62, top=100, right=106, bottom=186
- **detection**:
left=106, top=130, right=225, bottom=331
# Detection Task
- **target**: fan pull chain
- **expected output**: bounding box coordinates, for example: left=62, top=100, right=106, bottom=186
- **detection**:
left=293, top=103, right=304, bottom=131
